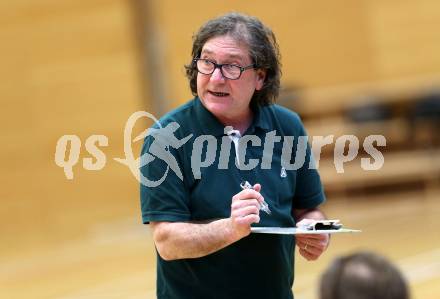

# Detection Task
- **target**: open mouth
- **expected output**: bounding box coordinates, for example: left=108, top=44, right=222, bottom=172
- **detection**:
left=209, top=91, right=230, bottom=97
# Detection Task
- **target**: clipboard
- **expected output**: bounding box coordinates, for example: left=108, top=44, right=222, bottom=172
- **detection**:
left=250, top=227, right=361, bottom=235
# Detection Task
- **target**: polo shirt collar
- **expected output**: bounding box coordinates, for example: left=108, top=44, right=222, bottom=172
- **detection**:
left=194, top=97, right=271, bottom=136
left=250, top=104, right=271, bottom=133
left=194, top=97, right=226, bottom=137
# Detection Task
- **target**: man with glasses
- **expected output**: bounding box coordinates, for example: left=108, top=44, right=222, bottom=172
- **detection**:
left=140, top=12, right=330, bottom=299
left=193, top=58, right=256, bottom=81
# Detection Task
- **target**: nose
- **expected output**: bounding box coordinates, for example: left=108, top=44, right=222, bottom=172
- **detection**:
left=210, top=67, right=225, bottom=82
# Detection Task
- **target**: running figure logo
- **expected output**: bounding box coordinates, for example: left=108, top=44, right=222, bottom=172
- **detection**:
left=114, top=111, right=192, bottom=187
left=135, top=122, right=192, bottom=180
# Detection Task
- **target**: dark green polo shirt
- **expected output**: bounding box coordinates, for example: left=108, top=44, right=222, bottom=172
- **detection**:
left=140, top=97, right=325, bottom=299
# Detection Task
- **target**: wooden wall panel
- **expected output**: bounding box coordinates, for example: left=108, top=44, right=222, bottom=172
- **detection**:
left=150, top=0, right=440, bottom=108
left=0, top=0, right=149, bottom=254
left=367, top=0, right=440, bottom=78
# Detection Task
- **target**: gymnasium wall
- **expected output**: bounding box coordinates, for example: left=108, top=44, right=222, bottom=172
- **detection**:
left=151, top=0, right=440, bottom=108
left=1, top=1, right=440, bottom=298
left=1, top=0, right=440, bottom=271
left=0, top=0, right=149, bottom=255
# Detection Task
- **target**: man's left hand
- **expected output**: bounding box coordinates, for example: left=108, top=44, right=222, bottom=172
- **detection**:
left=296, top=233, right=330, bottom=261
left=295, top=218, right=330, bottom=261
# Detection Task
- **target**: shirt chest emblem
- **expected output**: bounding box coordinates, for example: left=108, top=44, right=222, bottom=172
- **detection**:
left=280, top=166, right=287, bottom=178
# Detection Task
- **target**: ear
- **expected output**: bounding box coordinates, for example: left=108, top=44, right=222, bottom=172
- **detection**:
left=255, top=69, right=266, bottom=91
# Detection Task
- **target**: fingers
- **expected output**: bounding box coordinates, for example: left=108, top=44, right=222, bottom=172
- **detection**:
left=231, top=202, right=260, bottom=218
left=233, top=188, right=264, bottom=204
left=296, top=235, right=329, bottom=251
left=298, top=247, right=318, bottom=261
left=296, top=234, right=330, bottom=261
left=230, top=188, right=263, bottom=230
left=296, top=233, right=329, bottom=240
left=231, top=197, right=260, bottom=210
left=231, top=201, right=260, bottom=225
left=235, top=214, right=260, bottom=226
left=297, top=241, right=322, bottom=259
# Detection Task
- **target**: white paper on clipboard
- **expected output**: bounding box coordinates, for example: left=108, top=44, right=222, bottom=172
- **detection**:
left=250, top=227, right=361, bottom=235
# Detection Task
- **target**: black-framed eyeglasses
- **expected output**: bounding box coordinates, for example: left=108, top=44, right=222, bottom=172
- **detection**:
left=193, top=58, right=256, bottom=80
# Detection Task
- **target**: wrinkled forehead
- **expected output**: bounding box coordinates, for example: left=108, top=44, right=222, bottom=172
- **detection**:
left=200, top=35, right=252, bottom=62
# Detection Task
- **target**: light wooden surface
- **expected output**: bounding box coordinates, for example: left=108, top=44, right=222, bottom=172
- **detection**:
left=288, top=74, right=440, bottom=119
left=318, top=149, right=440, bottom=192
left=305, top=116, right=410, bottom=147
left=2, top=1, right=440, bottom=299
left=295, top=190, right=440, bottom=299
left=151, top=0, right=440, bottom=108
left=1, top=190, right=439, bottom=299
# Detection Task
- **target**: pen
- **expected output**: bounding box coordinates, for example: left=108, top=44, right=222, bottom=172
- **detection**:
left=240, top=181, right=271, bottom=215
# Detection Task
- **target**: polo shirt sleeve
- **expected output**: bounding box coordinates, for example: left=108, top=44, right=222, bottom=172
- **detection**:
left=292, top=117, right=326, bottom=209
left=139, top=132, right=191, bottom=224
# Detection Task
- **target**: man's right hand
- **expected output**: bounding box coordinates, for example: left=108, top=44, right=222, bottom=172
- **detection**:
left=151, top=184, right=265, bottom=260
left=229, top=183, right=264, bottom=240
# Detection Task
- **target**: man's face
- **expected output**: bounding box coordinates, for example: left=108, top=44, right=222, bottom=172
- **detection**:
left=196, top=35, right=265, bottom=123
